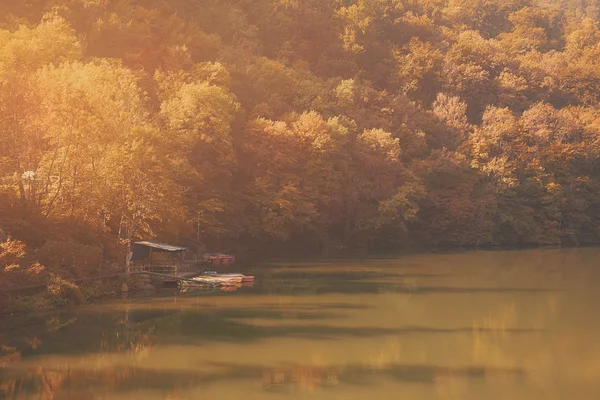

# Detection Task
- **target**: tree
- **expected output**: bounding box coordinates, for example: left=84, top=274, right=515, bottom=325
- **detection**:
left=339, top=127, right=424, bottom=247
left=413, top=149, right=495, bottom=246
left=239, top=112, right=348, bottom=241
left=4, top=0, right=600, bottom=255
left=0, top=14, right=82, bottom=215
left=158, top=65, right=240, bottom=238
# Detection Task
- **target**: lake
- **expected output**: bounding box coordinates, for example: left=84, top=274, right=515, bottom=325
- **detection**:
left=2, top=248, right=600, bottom=399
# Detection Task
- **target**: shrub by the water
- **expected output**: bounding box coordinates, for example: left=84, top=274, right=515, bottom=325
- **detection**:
left=46, top=274, right=86, bottom=306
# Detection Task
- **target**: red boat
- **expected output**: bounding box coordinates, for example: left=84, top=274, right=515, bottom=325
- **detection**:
left=202, top=253, right=236, bottom=267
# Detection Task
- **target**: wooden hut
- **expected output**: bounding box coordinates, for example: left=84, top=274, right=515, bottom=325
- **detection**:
left=130, top=241, right=187, bottom=274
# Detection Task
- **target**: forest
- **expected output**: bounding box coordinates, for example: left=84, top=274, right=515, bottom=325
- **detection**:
left=3, top=0, right=600, bottom=302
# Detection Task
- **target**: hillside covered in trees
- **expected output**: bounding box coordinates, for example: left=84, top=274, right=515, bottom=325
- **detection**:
left=3, top=0, right=600, bottom=270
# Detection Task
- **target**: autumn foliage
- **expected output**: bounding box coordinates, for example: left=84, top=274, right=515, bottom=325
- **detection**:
left=2, top=0, right=600, bottom=258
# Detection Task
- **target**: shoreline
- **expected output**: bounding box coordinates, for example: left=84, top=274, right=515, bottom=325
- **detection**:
left=4, top=243, right=598, bottom=316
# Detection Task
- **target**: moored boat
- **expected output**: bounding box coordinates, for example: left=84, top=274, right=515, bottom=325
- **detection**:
left=202, top=271, right=255, bottom=282
left=179, top=271, right=254, bottom=288
left=202, top=253, right=236, bottom=266
left=197, top=275, right=243, bottom=285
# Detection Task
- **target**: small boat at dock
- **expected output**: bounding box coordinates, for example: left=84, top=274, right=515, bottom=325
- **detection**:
left=202, top=253, right=236, bottom=266
left=203, top=271, right=254, bottom=282
left=179, top=271, right=254, bottom=288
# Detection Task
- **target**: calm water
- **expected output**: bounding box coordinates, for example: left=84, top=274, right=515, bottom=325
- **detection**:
left=2, top=248, right=600, bottom=399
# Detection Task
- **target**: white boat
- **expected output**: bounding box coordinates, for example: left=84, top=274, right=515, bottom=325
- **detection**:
left=179, top=272, right=254, bottom=288
left=203, top=271, right=255, bottom=281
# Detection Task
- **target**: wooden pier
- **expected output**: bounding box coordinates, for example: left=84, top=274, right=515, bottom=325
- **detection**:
left=135, top=270, right=210, bottom=286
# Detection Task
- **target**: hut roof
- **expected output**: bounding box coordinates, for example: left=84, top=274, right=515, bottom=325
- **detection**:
left=134, top=241, right=187, bottom=252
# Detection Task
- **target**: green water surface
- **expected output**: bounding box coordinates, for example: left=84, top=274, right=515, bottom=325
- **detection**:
left=2, top=248, right=600, bottom=399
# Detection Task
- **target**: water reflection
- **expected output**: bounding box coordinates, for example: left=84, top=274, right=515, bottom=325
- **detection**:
left=2, top=248, right=600, bottom=399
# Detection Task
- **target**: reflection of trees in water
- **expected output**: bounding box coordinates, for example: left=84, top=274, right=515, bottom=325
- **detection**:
left=46, top=316, right=78, bottom=332
left=180, top=284, right=248, bottom=294
left=0, top=307, right=159, bottom=399
left=0, top=294, right=550, bottom=400
left=472, top=300, right=550, bottom=385
left=1, top=366, right=204, bottom=399
left=262, top=366, right=339, bottom=392
left=2, top=256, right=600, bottom=399
left=260, top=363, right=525, bottom=394
left=0, top=358, right=527, bottom=399
left=256, top=268, right=423, bottom=296
left=99, top=325, right=155, bottom=355
left=470, top=293, right=600, bottom=390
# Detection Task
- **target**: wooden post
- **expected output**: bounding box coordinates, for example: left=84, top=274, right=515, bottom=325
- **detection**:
left=122, top=239, right=131, bottom=293
left=126, top=239, right=132, bottom=275
left=180, top=251, right=184, bottom=274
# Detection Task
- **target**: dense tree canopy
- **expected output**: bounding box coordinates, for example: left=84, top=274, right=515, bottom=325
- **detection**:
left=2, top=0, right=600, bottom=257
